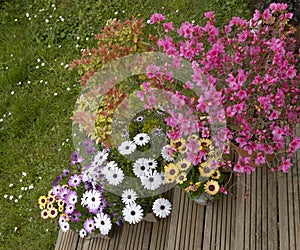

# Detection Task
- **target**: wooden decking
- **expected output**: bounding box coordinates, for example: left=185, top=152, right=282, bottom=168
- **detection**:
left=55, top=149, right=300, bottom=250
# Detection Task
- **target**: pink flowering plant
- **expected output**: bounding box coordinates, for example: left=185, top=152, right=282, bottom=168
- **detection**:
left=143, top=3, right=300, bottom=177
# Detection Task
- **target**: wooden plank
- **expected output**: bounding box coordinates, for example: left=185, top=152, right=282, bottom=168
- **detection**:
left=188, top=197, right=197, bottom=250
left=278, top=168, right=290, bottom=250
left=293, top=140, right=300, bottom=250
left=267, top=168, right=278, bottom=250
left=194, top=202, right=205, bottom=249
left=261, top=167, right=268, bottom=250
left=250, top=171, right=257, bottom=250
left=225, top=175, right=234, bottom=250
left=256, top=167, right=262, bottom=249
left=202, top=202, right=213, bottom=249
left=210, top=200, right=218, bottom=250
left=287, top=160, right=296, bottom=250
left=234, top=174, right=245, bottom=250
left=180, top=191, right=190, bottom=250
left=229, top=175, right=237, bottom=250
left=214, top=195, right=223, bottom=250
left=243, top=174, right=251, bottom=250
left=142, top=222, right=153, bottom=250
left=55, top=230, right=64, bottom=250
left=117, top=223, right=129, bottom=250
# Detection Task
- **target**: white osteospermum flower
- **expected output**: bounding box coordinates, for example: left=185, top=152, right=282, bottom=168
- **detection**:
left=144, top=158, right=158, bottom=169
left=152, top=198, right=172, bottom=218
left=79, top=229, right=87, bottom=238
left=92, top=150, right=108, bottom=167
left=121, top=189, right=137, bottom=205
left=104, top=166, right=124, bottom=186
left=94, top=212, right=112, bottom=235
left=60, top=222, right=70, bottom=232
left=85, top=190, right=101, bottom=210
left=133, top=133, right=150, bottom=146
left=118, top=140, right=136, bottom=155
left=122, top=203, right=143, bottom=224
left=161, top=145, right=174, bottom=162
left=140, top=171, right=162, bottom=190
left=133, top=158, right=151, bottom=178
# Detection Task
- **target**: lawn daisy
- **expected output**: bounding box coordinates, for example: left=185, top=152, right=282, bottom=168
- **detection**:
left=118, top=140, right=136, bottom=155
left=68, top=174, right=82, bottom=187
left=133, top=158, right=151, bottom=177
left=152, top=198, right=172, bottom=218
left=94, top=212, right=112, bottom=235
left=38, top=196, right=47, bottom=207
left=204, top=180, right=220, bottom=195
left=60, top=222, right=70, bottom=232
left=144, top=158, right=158, bottom=169
left=79, top=229, right=87, bottom=238
left=140, top=170, right=162, bottom=190
left=161, top=145, right=174, bottom=162
left=104, top=165, right=124, bottom=186
left=121, top=189, right=137, bottom=205
left=85, top=189, right=102, bottom=210
left=84, top=218, right=95, bottom=234
left=41, top=209, right=49, bottom=219
left=133, top=133, right=150, bottom=146
left=92, top=150, right=108, bottom=167
left=48, top=208, right=58, bottom=218
left=122, top=203, right=143, bottom=224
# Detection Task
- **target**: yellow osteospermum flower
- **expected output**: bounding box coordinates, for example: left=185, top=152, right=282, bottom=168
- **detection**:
left=177, top=158, right=191, bottom=172
left=170, top=138, right=186, bottom=151
left=211, top=170, right=221, bottom=180
left=38, top=196, right=48, bottom=207
left=199, top=138, right=212, bottom=150
left=199, top=165, right=214, bottom=177
left=176, top=173, right=187, bottom=184
left=164, top=163, right=179, bottom=183
left=48, top=208, right=58, bottom=219
left=41, top=209, right=49, bottom=219
left=204, top=180, right=220, bottom=195
left=184, top=181, right=201, bottom=192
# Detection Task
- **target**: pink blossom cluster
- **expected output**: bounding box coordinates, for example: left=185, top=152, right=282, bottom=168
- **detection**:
left=144, top=3, right=300, bottom=174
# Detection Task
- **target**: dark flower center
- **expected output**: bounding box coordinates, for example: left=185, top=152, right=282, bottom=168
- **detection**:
left=92, top=197, right=95, bottom=202
left=170, top=169, right=176, bottom=175
left=141, top=166, right=145, bottom=171
left=127, top=195, right=132, bottom=199
left=101, top=221, right=105, bottom=225
left=149, top=162, right=153, bottom=166
left=160, top=205, right=165, bottom=210
left=125, top=146, right=130, bottom=150
left=208, top=185, right=215, bottom=191
left=131, top=211, right=136, bottom=216
left=139, top=137, right=144, bottom=140
left=175, top=142, right=182, bottom=148
left=149, top=177, right=154, bottom=182
left=113, top=174, right=118, bottom=178
left=181, top=163, right=187, bottom=169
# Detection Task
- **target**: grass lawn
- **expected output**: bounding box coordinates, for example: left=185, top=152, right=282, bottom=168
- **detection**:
left=0, top=0, right=251, bottom=249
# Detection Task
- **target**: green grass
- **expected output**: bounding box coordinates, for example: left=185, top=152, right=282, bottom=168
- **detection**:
left=0, top=0, right=251, bottom=249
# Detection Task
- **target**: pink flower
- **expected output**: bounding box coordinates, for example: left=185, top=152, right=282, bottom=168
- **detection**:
left=269, top=110, right=280, bottom=120
left=255, top=152, right=266, bottom=165
left=288, top=137, right=300, bottom=155
left=204, top=11, right=215, bottom=19
left=262, top=9, right=272, bottom=21
left=149, top=13, right=165, bottom=24
left=163, top=22, right=174, bottom=32
left=253, top=9, right=261, bottom=21
left=219, top=187, right=228, bottom=195
left=278, top=157, right=292, bottom=173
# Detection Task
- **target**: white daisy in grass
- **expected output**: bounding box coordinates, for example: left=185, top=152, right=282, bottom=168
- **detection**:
left=121, top=189, right=137, bottom=205
left=118, top=140, right=136, bottom=155
left=133, top=133, right=150, bottom=146
left=133, top=158, right=151, bottom=177
left=92, top=150, right=108, bottom=167
left=122, top=203, right=143, bottom=224
left=60, top=222, right=70, bottom=232
left=144, top=158, right=158, bottom=169
left=79, top=229, right=87, bottom=238
left=86, top=189, right=102, bottom=210
left=94, top=212, right=112, bottom=235
left=104, top=165, right=124, bottom=186
left=152, top=198, right=172, bottom=218
left=140, top=170, right=162, bottom=190
left=161, top=145, right=174, bottom=162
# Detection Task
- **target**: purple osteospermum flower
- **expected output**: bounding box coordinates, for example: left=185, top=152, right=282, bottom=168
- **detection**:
left=71, top=151, right=84, bottom=165
left=87, top=206, right=99, bottom=214
left=63, top=169, right=70, bottom=177
left=52, top=174, right=63, bottom=187
left=58, top=215, right=67, bottom=226
left=68, top=174, right=82, bottom=187
left=52, top=185, right=61, bottom=196
left=116, top=217, right=123, bottom=227
left=84, top=218, right=95, bottom=234
left=83, top=141, right=96, bottom=155
left=57, top=187, right=70, bottom=201
left=66, top=190, right=78, bottom=205
left=65, top=204, right=75, bottom=214
left=69, top=211, right=81, bottom=222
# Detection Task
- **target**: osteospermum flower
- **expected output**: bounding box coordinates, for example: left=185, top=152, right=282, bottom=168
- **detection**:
left=175, top=172, right=187, bottom=184
left=164, top=163, right=179, bottom=183
left=118, top=140, right=136, bottom=155
left=41, top=209, right=49, bottom=219
left=104, top=166, right=124, bottom=186
left=68, top=174, right=82, bottom=187
left=211, top=169, right=221, bottom=179
left=85, top=189, right=102, bottom=210
left=152, top=198, right=172, bottom=218
left=133, top=133, right=150, bottom=146
left=171, top=138, right=186, bottom=152
left=92, top=150, right=108, bottom=167
left=48, top=208, right=58, bottom=218
left=65, top=204, right=75, bottom=214
left=161, top=145, right=174, bottom=162
left=122, top=203, right=143, bottom=224
left=47, top=195, right=55, bottom=204
left=199, top=165, right=214, bottom=177
left=144, top=158, right=158, bottom=169
left=94, top=212, right=112, bottom=235
left=121, top=189, right=137, bottom=205
left=204, top=180, right=220, bottom=195
left=177, top=158, right=191, bottom=172
left=79, top=229, right=87, bottom=238
left=133, top=158, right=151, bottom=177
left=66, top=190, right=78, bottom=205
left=60, top=222, right=70, bottom=232
left=59, top=215, right=68, bottom=225
left=140, top=170, right=162, bottom=190
left=199, top=138, right=212, bottom=150
left=84, top=218, right=95, bottom=234
left=38, top=196, right=47, bottom=207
